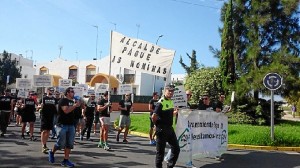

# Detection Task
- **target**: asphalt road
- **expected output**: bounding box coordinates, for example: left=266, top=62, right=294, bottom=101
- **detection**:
left=1, top=118, right=300, bottom=168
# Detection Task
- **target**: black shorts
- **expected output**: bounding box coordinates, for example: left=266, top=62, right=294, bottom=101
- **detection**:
left=41, top=120, right=54, bottom=130
left=22, top=112, right=36, bottom=123
left=41, top=116, right=54, bottom=130
left=94, top=113, right=100, bottom=123
left=149, top=117, right=154, bottom=128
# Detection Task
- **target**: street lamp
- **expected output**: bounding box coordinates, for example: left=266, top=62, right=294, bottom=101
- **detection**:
left=93, top=25, right=98, bottom=60
left=153, top=35, right=164, bottom=92
left=156, top=35, right=163, bottom=45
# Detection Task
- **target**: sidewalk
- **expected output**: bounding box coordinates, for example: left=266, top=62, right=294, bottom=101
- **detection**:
left=281, top=112, right=300, bottom=122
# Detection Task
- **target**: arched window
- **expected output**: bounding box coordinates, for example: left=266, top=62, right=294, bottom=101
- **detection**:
left=69, top=65, right=78, bottom=81
left=39, top=66, right=48, bottom=75
left=86, top=64, right=96, bottom=83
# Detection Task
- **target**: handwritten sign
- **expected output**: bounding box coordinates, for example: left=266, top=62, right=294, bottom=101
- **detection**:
left=95, top=83, right=109, bottom=93
left=172, top=85, right=187, bottom=107
left=33, top=75, right=52, bottom=87
left=118, top=84, right=133, bottom=95
left=16, top=78, right=32, bottom=89
left=59, top=79, right=73, bottom=87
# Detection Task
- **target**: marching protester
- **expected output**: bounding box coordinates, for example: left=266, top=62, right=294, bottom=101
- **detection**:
left=50, top=91, right=61, bottom=139
left=152, top=85, right=180, bottom=168
left=97, top=91, right=112, bottom=150
left=165, top=89, right=197, bottom=167
left=116, top=93, right=133, bottom=144
left=81, top=93, right=97, bottom=141
left=0, top=89, right=14, bottom=137
left=93, top=96, right=102, bottom=135
left=14, top=99, right=23, bottom=127
left=20, top=92, right=38, bottom=141
left=74, top=96, right=85, bottom=139
left=149, top=92, right=159, bottom=145
left=40, top=87, right=57, bottom=154
left=48, top=87, right=81, bottom=167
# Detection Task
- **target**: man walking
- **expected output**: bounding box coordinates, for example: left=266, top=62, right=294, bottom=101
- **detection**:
left=97, top=91, right=112, bottom=150
left=0, top=89, right=13, bottom=137
left=48, top=87, right=81, bottom=167
left=81, top=93, right=96, bottom=141
left=40, top=87, right=57, bottom=153
left=152, top=85, right=180, bottom=168
left=116, top=93, right=133, bottom=143
left=149, top=92, right=159, bottom=145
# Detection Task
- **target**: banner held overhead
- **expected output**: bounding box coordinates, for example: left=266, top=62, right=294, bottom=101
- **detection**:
left=110, top=31, right=175, bottom=77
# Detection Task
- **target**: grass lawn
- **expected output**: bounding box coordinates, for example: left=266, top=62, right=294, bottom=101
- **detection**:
left=120, top=113, right=300, bottom=147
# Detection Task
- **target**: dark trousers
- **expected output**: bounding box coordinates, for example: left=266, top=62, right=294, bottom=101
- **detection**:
left=155, top=126, right=180, bottom=168
left=81, top=116, right=94, bottom=139
left=0, top=111, right=11, bottom=134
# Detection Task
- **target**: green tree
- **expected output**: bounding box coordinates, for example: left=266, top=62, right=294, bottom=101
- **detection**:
left=184, top=67, right=222, bottom=104
left=0, top=51, right=22, bottom=91
left=220, top=0, right=235, bottom=91
left=218, top=0, right=300, bottom=102
left=179, top=50, right=201, bottom=75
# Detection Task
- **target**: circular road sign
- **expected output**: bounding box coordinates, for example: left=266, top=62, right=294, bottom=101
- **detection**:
left=263, top=73, right=282, bottom=90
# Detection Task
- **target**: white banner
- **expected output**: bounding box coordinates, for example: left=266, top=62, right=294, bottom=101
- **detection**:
left=110, top=31, right=175, bottom=77
left=33, top=75, right=52, bottom=87
left=16, top=78, right=32, bottom=89
left=95, top=83, right=109, bottom=93
left=59, top=79, right=73, bottom=87
left=118, top=84, right=133, bottom=95
left=176, top=109, right=228, bottom=165
left=172, top=85, right=187, bottom=107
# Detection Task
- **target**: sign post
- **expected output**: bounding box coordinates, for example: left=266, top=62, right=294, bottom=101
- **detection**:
left=263, top=73, right=282, bottom=141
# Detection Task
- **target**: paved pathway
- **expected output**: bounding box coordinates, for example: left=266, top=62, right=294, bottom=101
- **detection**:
left=1, top=112, right=300, bottom=168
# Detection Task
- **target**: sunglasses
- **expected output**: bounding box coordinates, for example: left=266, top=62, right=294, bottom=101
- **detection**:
left=202, top=97, right=208, bottom=100
left=187, top=94, right=192, bottom=96
left=69, top=91, right=74, bottom=93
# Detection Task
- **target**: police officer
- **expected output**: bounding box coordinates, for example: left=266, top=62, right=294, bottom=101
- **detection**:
left=152, top=85, right=180, bottom=168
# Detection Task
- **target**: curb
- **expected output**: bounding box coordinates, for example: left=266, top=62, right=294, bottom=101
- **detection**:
left=128, top=130, right=300, bottom=152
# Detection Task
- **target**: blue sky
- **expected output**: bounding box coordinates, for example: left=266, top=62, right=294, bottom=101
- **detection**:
left=0, top=0, right=224, bottom=74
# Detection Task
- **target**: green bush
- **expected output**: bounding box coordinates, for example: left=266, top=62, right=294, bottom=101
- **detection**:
left=228, top=112, right=254, bottom=124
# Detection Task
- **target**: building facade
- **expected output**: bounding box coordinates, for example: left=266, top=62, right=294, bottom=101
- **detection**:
left=36, top=56, right=168, bottom=96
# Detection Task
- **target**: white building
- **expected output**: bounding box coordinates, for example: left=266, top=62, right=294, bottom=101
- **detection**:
left=0, top=52, right=36, bottom=79
left=36, top=56, right=168, bottom=95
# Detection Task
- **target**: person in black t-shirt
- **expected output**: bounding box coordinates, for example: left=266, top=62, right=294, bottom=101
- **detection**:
left=97, top=91, right=112, bottom=150
left=0, top=89, right=13, bottom=137
left=48, top=87, right=81, bottom=167
left=50, top=91, right=61, bottom=139
left=116, top=93, right=133, bottom=143
left=40, top=87, right=57, bottom=153
left=148, top=92, right=159, bottom=145
left=20, top=92, right=38, bottom=141
left=81, top=93, right=96, bottom=141
left=74, top=97, right=85, bottom=136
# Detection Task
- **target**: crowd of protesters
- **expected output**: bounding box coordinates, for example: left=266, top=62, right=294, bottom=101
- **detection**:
left=0, top=86, right=230, bottom=168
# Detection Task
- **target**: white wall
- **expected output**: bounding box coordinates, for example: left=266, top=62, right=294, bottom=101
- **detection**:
left=36, top=56, right=171, bottom=96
